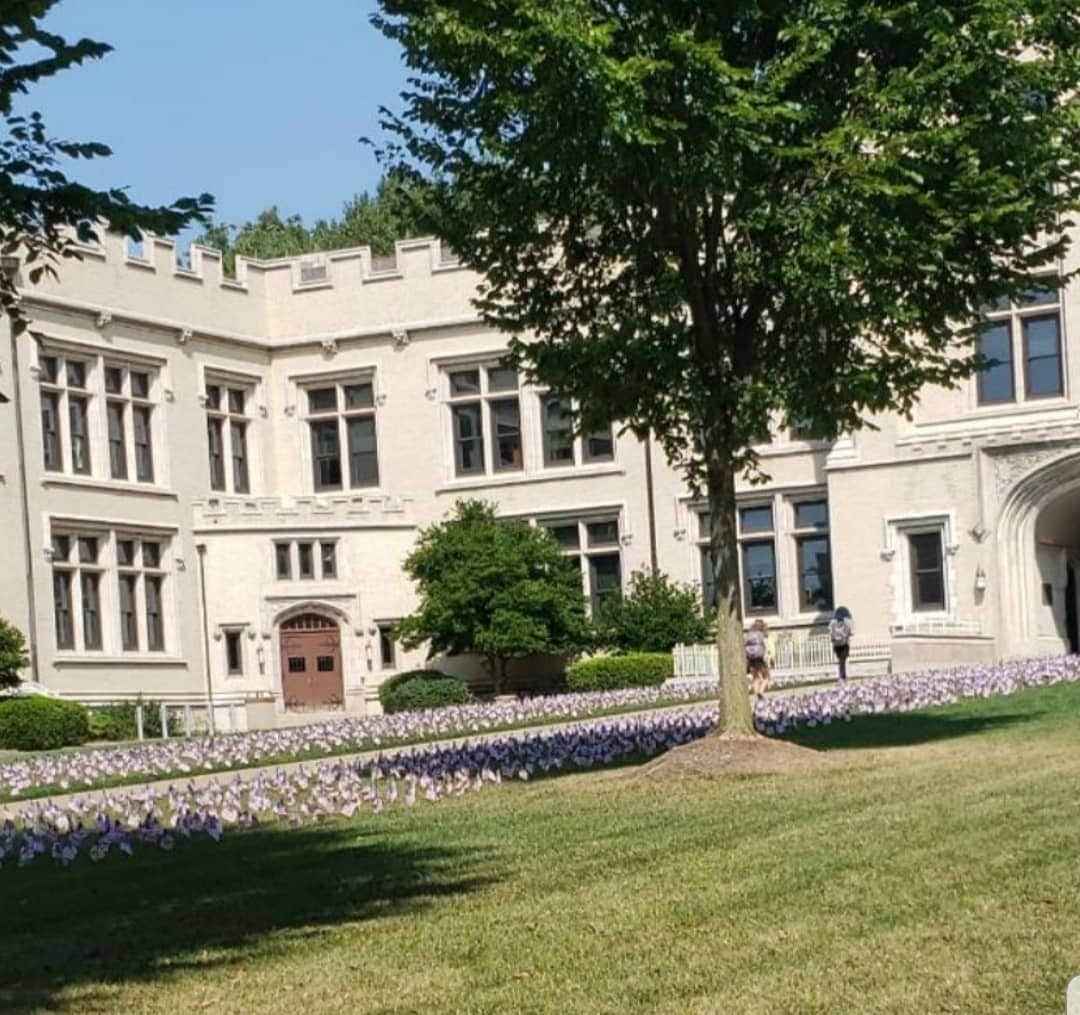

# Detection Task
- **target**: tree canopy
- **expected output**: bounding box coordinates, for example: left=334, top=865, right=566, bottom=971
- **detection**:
left=196, top=172, right=437, bottom=276
left=395, top=499, right=593, bottom=692
left=374, top=0, right=1080, bottom=734
left=1, top=1, right=212, bottom=332
left=596, top=570, right=713, bottom=655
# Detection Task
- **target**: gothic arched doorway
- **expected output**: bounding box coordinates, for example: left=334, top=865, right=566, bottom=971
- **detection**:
left=279, top=612, right=343, bottom=710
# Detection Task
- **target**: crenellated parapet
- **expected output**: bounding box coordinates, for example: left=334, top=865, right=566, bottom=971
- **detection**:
left=193, top=493, right=417, bottom=531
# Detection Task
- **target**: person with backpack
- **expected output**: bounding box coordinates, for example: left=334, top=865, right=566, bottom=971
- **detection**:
left=828, top=606, right=854, bottom=681
left=745, top=618, right=771, bottom=700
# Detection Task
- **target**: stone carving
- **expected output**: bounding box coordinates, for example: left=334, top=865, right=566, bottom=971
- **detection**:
left=177, top=328, right=192, bottom=345
left=392, top=328, right=410, bottom=349
left=992, top=442, right=1080, bottom=501
left=95, top=311, right=112, bottom=330
left=321, top=338, right=338, bottom=357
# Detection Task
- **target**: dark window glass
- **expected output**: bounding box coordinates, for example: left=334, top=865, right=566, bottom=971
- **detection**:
left=133, top=406, right=154, bottom=481
left=794, top=501, right=829, bottom=530
left=583, top=427, right=615, bottom=463
left=316, top=655, right=334, bottom=672
left=39, top=355, right=59, bottom=384
left=1018, top=281, right=1058, bottom=307
left=207, top=418, right=225, bottom=490
left=116, top=539, right=135, bottom=566
left=107, top=401, right=127, bottom=479
left=698, top=512, right=712, bottom=539
left=586, top=520, right=619, bottom=547
left=104, top=366, right=124, bottom=394
left=320, top=542, right=337, bottom=579
left=346, top=416, right=379, bottom=486
left=307, top=387, right=337, bottom=413
left=68, top=396, right=91, bottom=474
left=297, top=542, right=314, bottom=579
left=275, top=543, right=292, bottom=580
left=977, top=321, right=1015, bottom=404
left=378, top=625, right=396, bottom=668
left=797, top=535, right=833, bottom=611
left=230, top=421, right=250, bottom=493
left=742, top=540, right=777, bottom=614
left=343, top=383, right=374, bottom=409
left=1042, top=582, right=1054, bottom=606
left=452, top=404, right=484, bottom=475
left=145, top=576, right=164, bottom=650
left=739, top=505, right=773, bottom=534
left=700, top=545, right=717, bottom=609
left=81, top=572, right=102, bottom=649
left=1023, top=314, right=1063, bottom=398
left=487, top=364, right=518, bottom=392
left=53, top=570, right=73, bottom=649
left=288, top=656, right=306, bottom=673
left=51, top=534, right=71, bottom=561
left=142, top=542, right=161, bottom=568
left=205, top=384, right=222, bottom=410
left=40, top=392, right=62, bottom=470
left=226, top=631, right=242, bottom=674
left=542, top=396, right=574, bottom=466
left=491, top=398, right=522, bottom=471
left=227, top=388, right=245, bottom=414
left=909, top=532, right=945, bottom=611
left=546, top=524, right=580, bottom=550
left=78, top=537, right=98, bottom=563
left=310, top=420, right=342, bottom=490
left=119, top=574, right=138, bottom=651
left=449, top=369, right=481, bottom=396
left=588, top=553, right=622, bottom=615
left=65, top=360, right=86, bottom=388
left=130, top=371, right=150, bottom=399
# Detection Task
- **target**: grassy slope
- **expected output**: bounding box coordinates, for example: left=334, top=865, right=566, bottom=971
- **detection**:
left=2, top=682, right=1079, bottom=1014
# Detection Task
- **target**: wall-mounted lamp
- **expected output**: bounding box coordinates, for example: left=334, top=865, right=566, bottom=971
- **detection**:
left=974, top=566, right=988, bottom=591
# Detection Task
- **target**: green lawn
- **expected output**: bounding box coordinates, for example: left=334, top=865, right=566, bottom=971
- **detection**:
left=2, top=682, right=1079, bottom=1014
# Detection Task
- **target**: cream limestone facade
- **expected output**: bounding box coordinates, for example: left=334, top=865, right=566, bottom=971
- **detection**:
left=1, top=230, right=1078, bottom=729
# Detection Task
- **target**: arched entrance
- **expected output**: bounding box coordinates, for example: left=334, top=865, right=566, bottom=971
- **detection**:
left=996, top=448, right=1080, bottom=656
left=279, top=613, right=344, bottom=710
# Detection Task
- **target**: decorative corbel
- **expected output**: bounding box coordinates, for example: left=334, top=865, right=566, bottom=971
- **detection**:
left=424, top=387, right=438, bottom=401
left=163, top=389, right=175, bottom=403
left=321, top=338, right=338, bottom=357
left=95, top=311, right=112, bottom=330
left=392, top=328, right=410, bottom=349
left=177, top=328, right=192, bottom=346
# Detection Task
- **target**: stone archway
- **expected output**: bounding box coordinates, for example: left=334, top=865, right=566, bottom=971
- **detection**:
left=995, top=446, right=1080, bottom=657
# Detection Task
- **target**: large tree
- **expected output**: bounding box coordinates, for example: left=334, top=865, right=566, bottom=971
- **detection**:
left=1, top=1, right=212, bottom=332
left=374, top=0, right=1080, bottom=736
left=395, top=499, right=593, bottom=692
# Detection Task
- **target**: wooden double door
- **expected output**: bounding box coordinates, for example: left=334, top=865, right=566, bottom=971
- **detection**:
left=279, top=613, right=344, bottom=709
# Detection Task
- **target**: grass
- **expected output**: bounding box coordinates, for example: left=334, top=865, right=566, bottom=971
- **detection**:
left=2, top=682, right=1079, bottom=1013
left=0, top=691, right=719, bottom=805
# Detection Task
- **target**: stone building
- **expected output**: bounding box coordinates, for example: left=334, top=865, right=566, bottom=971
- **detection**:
left=0, top=231, right=1076, bottom=727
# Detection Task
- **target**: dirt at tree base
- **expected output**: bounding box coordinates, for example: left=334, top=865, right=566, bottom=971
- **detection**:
left=630, top=732, right=834, bottom=780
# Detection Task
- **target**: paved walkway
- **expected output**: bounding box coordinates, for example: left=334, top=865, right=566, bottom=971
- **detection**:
left=0, top=677, right=851, bottom=818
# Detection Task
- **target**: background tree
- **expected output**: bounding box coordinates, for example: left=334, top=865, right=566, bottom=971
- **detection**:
left=596, top=571, right=713, bottom=655
left=395, top=499, right=593, bottom=693
left=374, top=0, right=1080, bottom=737
left=0, top=617, right=30, bottom=689
left=1, top=1, right=212, bottom=333
left=197, top=172, right=436, bottom=276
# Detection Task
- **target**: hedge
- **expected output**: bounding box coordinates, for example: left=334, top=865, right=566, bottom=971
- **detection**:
left=565, top=653, right=673, bottom=692
left=87, top=700, right=182, bottom=741
left=0, top=696, right=91, bottom=751
left=378, top=670, right=474, bottom=714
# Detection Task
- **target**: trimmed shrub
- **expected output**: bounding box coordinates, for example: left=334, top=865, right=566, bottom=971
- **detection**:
left=565, top=652, right=673, bottom=692
left=0, top=617, right=30, bottom=690
left=379, top=669, right=474, bottom=714
left=0, top=696, right=91, bottom=751
left=87, top=700, right=182, bottom=741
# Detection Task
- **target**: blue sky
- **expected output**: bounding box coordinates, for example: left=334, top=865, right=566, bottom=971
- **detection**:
left=22, top=1, right=411, bottom=242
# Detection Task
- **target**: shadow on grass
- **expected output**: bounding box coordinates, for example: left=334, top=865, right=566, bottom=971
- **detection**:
left=0, top=822, right=497, bottom=1013
left=779, top=710, right=1036, bottom=751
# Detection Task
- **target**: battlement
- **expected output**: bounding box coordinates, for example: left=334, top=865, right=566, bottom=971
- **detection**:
left=193, top=493, right=417, bottom=531
left=21, top=229, right=482, bottom=345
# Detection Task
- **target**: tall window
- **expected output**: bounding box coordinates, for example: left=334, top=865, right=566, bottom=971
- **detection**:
left=225, top=630, right=243, bottom=675
left=739, top=504, right=777, bottom=615
left=793, top=500, right=833, bottom=612
left=50, top=533, right=103, bottom=651
left=696, top=511, right=716, bottom=609
left=540, top=394, right=615, bottom=468
left=205, top=382, right=251, bottom=493
left=273, top=539, right=339, bottom=581
left=977, top=281, right=1064, bottom=405
left=105, top=363, right=157, bottom=482
left=378, top=623, right=397, bottom=670
left=909, top=531, right=946, bottom=612
left=304, top=379, right=379, bottom=491
left=446, top=363, right=522, bottom=477
left=38, top=353, right=92, bottom=474
left=540, top=515, right=622, bottom=616
left=115, top=537, right=166, bottom=652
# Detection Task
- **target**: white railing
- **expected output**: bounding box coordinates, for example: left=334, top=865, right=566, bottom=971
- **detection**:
left=674, top=634, right=893, bottom=682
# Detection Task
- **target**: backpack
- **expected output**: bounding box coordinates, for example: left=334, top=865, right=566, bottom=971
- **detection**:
left=745, top=632, right=765, bottom=660
left=829, top=619, right=851, bottom=646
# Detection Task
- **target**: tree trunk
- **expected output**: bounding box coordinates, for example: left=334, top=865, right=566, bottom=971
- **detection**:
left=706, top=445, right=756, bottom=737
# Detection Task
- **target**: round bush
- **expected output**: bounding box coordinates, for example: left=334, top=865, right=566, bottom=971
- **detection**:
left=565, top=652, right=673, bottom=692
left=0, top=696, right=91, bottom=751
left=378, top=669, right=474, bottom=714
